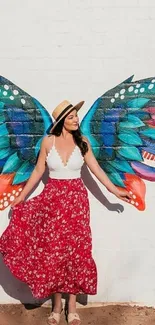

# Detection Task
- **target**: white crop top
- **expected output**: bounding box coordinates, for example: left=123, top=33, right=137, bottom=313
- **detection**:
left=46, top=135, right=84, bottom=179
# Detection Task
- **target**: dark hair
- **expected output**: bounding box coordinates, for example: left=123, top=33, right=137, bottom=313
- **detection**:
left=48, top=113, right=88, bottom=156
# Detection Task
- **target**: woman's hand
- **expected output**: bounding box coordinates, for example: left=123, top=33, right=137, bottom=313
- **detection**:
left=114, top=188, right=132, bottom=203
left=10, top=194, right=26, bottom=208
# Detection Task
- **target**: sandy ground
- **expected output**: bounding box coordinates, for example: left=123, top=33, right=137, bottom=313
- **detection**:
left=0, top=304, right=155, bottom=325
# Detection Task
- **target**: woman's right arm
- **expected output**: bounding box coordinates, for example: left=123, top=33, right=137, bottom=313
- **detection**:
left=11, top=136, right=48, bottom=206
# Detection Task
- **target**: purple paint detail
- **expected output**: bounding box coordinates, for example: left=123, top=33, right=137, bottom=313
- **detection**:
left=131, top=161, right=155, bottom=181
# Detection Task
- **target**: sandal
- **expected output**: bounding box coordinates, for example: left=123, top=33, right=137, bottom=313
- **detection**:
left=47, top=305, right=63, bottom=325
left=68, top=312, right=81, bottom=325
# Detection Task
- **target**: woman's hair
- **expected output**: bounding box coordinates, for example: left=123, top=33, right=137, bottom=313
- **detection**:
left=48, top=112, right=88, bottom=156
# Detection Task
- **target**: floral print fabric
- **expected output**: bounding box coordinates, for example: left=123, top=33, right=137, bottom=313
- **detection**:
left=0, top=177, right=97, bottom=299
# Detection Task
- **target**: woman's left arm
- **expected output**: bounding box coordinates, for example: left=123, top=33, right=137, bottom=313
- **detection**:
left=83, top=137, right=131, bottom=203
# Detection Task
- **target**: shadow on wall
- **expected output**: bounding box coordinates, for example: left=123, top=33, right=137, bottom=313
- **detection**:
left=0, top=255, right=43, bottom=305
left=0, top=164, right=124, bottom=306
left=81, top=164, right=124, bottom=213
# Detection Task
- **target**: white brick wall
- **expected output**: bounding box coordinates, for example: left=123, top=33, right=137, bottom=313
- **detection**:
left=0, top=0, right=155, bottom=304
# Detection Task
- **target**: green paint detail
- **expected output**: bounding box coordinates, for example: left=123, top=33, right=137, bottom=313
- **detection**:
left=108, top=160, right=134, bottom=173
left=0, top=101, right=4, bottom=110
left=140, top=128, right=155, bottom=140
left=119, top=115, right=145, bottom=128
left=118, top=130, right=143, bottom=145
left=2, top=152, right=21, bottom=173
left=118, top=146, right=142, bottom=160
left=81, top=99, right=100, bottom=157
left=0, top=135, right=9, bottom=148
left=13, top=161, right=32, bottom=184
left=0, top=148, right=11, bottom=159
left=127, top=98, right=149, bottom=110
left=106, top=172, right=125, bottom=187
left=0, top=124, right=8, bottom=135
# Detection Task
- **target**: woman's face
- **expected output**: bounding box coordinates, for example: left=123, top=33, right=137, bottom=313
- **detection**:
left=63, top=109, right=79, bottom=131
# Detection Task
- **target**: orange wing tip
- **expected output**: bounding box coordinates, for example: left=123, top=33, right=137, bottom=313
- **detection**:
left=117, top=173, right=146, bottom=211
left=0, top=174, right=25, bottom=211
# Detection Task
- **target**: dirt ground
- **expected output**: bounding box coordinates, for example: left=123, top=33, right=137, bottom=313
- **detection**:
left=0, top=304, right=155, bottom=325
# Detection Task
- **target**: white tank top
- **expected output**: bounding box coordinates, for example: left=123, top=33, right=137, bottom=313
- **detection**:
left=46, top=135, right=84, bottom=179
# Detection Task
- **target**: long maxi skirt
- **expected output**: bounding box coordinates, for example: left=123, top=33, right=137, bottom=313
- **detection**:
left=0, top=177, right=97, bottom=299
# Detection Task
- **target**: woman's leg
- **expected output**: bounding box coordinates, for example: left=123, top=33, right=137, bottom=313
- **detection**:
left=68, top=294, right=81, bottom=324
left=53, top=293, right=62, bottom=312
left=47, top=293, right=63, bottom=325
left=68, top=294, right=76, bottom=313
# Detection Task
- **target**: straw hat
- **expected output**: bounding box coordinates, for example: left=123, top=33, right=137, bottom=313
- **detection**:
left=50, top=99, right=85, bottom=132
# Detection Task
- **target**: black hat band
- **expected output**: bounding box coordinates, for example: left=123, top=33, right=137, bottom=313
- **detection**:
left=55, top=104, right=73, bottom=122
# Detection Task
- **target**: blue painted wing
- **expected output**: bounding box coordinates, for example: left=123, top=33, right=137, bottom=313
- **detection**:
left=80, top=76, right=155, bottom=210
left=0, top=76, right=53, bottom=210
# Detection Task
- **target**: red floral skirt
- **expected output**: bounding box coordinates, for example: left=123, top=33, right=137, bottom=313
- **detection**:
left=0, top=177, right=97, bottom=299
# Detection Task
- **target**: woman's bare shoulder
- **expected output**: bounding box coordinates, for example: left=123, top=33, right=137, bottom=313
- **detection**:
left=41, top=134, right=54, bottom=148
left=42, top=134, right=54, bottom=142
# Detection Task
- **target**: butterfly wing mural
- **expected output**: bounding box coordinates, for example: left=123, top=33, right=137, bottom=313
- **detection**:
left=0, top=76, right=53, bottom=211
left=1, top=74, right=155, bottom=212
left=81, top=75, right=155, bottom=211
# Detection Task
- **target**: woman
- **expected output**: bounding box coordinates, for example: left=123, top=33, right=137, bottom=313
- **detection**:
left=0, top=100, right=131, bottom=325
